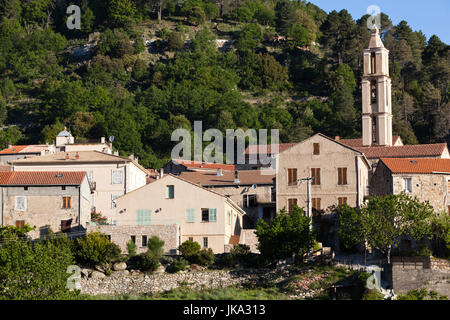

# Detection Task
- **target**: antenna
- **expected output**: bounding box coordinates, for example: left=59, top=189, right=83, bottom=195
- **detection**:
left=109, top=136, right=114, bottom=143
left=251, top=184, right=257, bottom=190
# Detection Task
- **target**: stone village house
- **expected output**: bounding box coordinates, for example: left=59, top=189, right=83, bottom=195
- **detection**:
left=0, top=171, right=92, bottom=239
left=9, top=151, right=148, bottom=220
left=89, top=174, right=246, bottom=254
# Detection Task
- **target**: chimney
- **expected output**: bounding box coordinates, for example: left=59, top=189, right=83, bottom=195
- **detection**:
left=160, top=168, right=164, bottom=179
left=75, top=152, right=80, bottom=160
left=233, top=170, right=240, bottom=184
left=335, top=136, right=340, bottom=141
left=101, top=137, right=105, bottom=144
left=65, top=153, right=70, bottom=160
left=7, top=142, right=12, bottom=149
left=217, top=168, right=223, bottom=176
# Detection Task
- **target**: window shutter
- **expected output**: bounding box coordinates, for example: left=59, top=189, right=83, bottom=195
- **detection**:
left=313, top=143, right=320, bottom=155
left=187, top=208, right=195, bottom=222
left=209, top=208, right=217, bottom=222
left=137, top=210, right=143, bottom=225
left=343, top=168, right=347, bottom=185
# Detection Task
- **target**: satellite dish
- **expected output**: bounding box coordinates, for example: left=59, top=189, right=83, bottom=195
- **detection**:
left=109, top=136, right=114, bottom=142
left=251, top=184, right=257, bottom=190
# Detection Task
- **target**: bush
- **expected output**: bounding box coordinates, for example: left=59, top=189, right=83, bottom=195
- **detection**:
left=147, top=236, right=165, bottom=258
left=126, top=239, right=137, bottom=257
left=179, top=240, right=201, bottom=263
left=168, top=257, right=189, bottom=273
left=362, top=289, right=385, bottom=300
left=0, top=238, right=78, bottom=299
left=204, top=3, right=219, bottom=20
left=136, top=250, right=160, bottom=272
left=74, top=232, right=121, bottom=267
left=167, top=32, right=185, bottom=51
left=197, top=248, right=215, bottom=266
left=188, top=7, right=206, bottom=26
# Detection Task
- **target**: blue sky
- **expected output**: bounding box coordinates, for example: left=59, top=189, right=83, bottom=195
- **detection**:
left=309, top=0, right=450, bottom=44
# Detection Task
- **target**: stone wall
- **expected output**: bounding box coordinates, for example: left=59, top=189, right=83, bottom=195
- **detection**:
left=392, top=256, right=450, bottom=297
left=86, top=224, right=180, bottom=255
left=240, top=229, right=259, bottom=253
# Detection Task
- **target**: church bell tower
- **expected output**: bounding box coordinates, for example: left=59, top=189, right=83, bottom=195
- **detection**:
left=362, top=27, right=392, bottom=147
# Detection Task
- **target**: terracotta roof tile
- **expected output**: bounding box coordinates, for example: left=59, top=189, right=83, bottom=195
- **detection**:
left=0, top=145, right=52, bottom=154
left=0, top=145, right=29, bottom=154
left=338, top=136, right=401, bottom=148
left=355, top=143, right=447, bottom=159
left=172, top=159, right=235, bottom=171
left=0, top=171, right=86, bottom=185
left=244, top=143, right=297, bottom=155
left=179, top=170, right=275, bottom=186
left=380, top=158, right=450, bottom=174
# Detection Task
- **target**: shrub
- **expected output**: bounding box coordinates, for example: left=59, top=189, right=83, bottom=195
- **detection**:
left=188, top=7, right=206, bottom=26
left=126, top=239, right=137, bottom=257
left=179, top=240, right=201, bottom=263
left=362, top=289, right=385, bottom=300
left=74, top=232, right=121, bottom=267
left=0, top=238, right=78, bottom=299
left=147, top=236, right=165, bottom=258
left=197, top=248, right=215, bottom=266
left=204, top=3, right=219, bottom=20
left=230, top=244, right=251, bottom=257
left=136, top=250, right=160, bottom=272
left=167, top=32, right=185, bottom=51
left=168, top=257, right=189, bottom=273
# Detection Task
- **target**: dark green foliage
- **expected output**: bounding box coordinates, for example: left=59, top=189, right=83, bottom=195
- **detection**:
left=337, top=205, right=364, bottom=251
left=167, top=257, right=189, bottom=273
left=167, top=32, right=185, bottom=51
left=179, top=240, right=201, bottom=263
left=147, top=236, right=165, bottom=257
left=136, top=250, right=160, bottom=272
left=397, top=288, right=448, bottom=300
left=197, top=248, right=215, bottom=266
left=74, top=232, right=122, bottom=267
left=256, top=206, right=313, bottom=261
left=127, top=239, right=137, bottom=257
left=0, top=236, right=78, bottom=299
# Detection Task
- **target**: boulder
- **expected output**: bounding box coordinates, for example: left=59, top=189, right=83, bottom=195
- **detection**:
left=154, top=265, right=166, bottom=274
left=80, top=268, right=92, bottom=278
left=111, top=270, right=130, bottom=278
left=113, top=262, right=127, bottom=271
left=90, top=271, right=106, bottom=279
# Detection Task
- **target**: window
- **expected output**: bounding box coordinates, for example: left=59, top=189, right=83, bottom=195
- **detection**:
left=243, top=194, right=257, bottom=207
left=338, top=168, right=348, bottom=185
left=312, top=198, right=321, bottom=215
left=203, top=237, right=208, bottom=248
left=288, top=168, right=297, bottom=186
left=61, top=219, right=72, bottom=232
left=402, top=178, right=412, bottom=193
left=372, top=116, right=377, bottom=143
left=15, top=196, right=27, bottom=211
left=24, top=187, right=28, bottom=191
left=371, top=52, right=376, bottom=74
left=371, top=80, right=377, bottom=104
left=263, top=207, right=272, bottom=220
left=288, top=198, right=297, bottom=213
left=112, top=170, right=123, bottom=184
left=166, top=185, right=174, bottom=199
left=313, top=143, right=320, bottom=155
left=111, top=194, right=120, bottom=208
left=62, top=196, right=71, bottom=209
left=202, top=209, right=209, bottom=222
left=186, top=208, right=195, bottom=223
left=271, top=187, right=276, bottom=202
left=137, top=209, right=151, bottom=225
left=338, top=197, right=347, bottom=207
left=311, top=168, right=321, bottom=185
left=107, top=235, right=111, bottom=242
left=15, top=220, right=25, bottom=228
left=142, top=235, right=148, bottom=247
left=131, top=235, right=136, bottom=244
left=61, top=186, right=66, bottom=190
left=189, top=237, right=193, bottom=242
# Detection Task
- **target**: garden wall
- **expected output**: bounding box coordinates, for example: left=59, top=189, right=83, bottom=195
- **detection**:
left=392, top=256, right=450, bottom=297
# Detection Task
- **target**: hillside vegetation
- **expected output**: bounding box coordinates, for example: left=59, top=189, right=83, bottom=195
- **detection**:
left=0, top=0, right=448, bottom=168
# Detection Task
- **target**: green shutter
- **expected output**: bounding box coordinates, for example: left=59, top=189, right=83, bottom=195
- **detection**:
left=137, top=209, right=151, bottom=225
left=186, top=208, right=195, bottom=222
left=209, top=208, right=217, bottom=222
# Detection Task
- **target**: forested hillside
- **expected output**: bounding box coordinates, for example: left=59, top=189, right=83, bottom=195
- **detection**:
left=0, top=0, right=448, bottom=168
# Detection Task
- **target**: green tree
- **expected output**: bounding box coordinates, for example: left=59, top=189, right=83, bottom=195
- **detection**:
left=255, top=206, right=313, bottom=261
left=360, top=193, right=434, bottom=262
left=0, top=126, right=23, bottom=149
left=74, top=232, right=122, bottom=267
left=337, top=204, right=364, bottom=251
left=188, top=6, right=206, bottom=26
left=108, top=0, right=137, bottom=27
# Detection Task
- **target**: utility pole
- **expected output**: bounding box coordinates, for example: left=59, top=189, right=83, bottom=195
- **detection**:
left=298, top=177, right=314, bottom=261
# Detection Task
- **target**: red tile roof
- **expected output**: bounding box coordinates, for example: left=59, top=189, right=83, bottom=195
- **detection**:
left=179, top=170, right=275, bottom=186
left=356, top=143, right=448, bottom=159
left=380, top=158, right=450, bottom=174
left=172, top=159, right=235, bottom=171
left=338, top=136, right=401, bottom=148
left=0, top=145, right=29, bottom=154
left=0, top=171, right=86, bottom=185
left=244, top=143, right=297, bottom=155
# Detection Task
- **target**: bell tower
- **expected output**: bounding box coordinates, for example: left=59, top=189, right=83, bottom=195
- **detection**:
left=362, top=27, right=392, bottom=147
